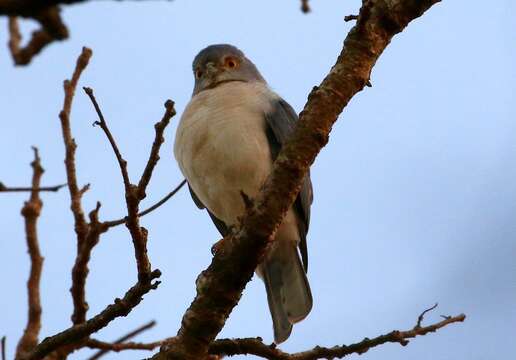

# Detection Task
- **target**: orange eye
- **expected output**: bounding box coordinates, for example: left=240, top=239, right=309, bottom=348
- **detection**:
left=195, top=69, right=203, bottom=79
left=224, top=57, right=238, bottom=69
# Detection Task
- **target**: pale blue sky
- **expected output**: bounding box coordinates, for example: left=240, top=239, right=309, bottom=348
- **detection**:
left=1, top=1, right=515, bottom=359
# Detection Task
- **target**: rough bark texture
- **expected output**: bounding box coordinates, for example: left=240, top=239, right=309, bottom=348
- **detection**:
left=150, top=0, right=441, bottom=359
left=15, top=148, right=45, bottom=360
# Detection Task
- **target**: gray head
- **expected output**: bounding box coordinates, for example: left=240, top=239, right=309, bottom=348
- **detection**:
left=192, top=44, right=265, bottom=95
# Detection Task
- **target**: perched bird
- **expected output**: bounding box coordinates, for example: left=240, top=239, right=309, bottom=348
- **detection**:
left=174, top=44, right=313, bottom=343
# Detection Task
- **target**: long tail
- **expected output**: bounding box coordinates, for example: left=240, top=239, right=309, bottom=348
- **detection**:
left=262, top=243, right=312, bottom=344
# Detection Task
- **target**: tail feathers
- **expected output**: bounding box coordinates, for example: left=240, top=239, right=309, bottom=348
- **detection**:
left=262, top=246, right=312, bottom=344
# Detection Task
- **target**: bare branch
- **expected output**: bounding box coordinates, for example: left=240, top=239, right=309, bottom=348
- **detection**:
left=151, top=1, right=442, bottom=358
left=80, top=309, right=465, bottom=360
left=416, top=303, right=438, bottom=328
left=7, top=5, right=68, bottom=65
left=19, top=46, right=172, bottom=359
left=0, top=182, right=66, bottom=193
left=86, top=339, right=161, bottom=353
left=84, top=87, right=176, bottom=279
left=137, top=100, right=176, bottom=199
left=59, top=46, right=92, bottom=252
left=344, top=14, right=358, bottom=22
left=15, top=147, right=45, bottom=359
left=70, top=202, right=108, bottom=325
left=300, top=0, right=310, bottom=13
left=24, top=270, right=161, bottom=360
left=104, top=180, right=187, bottom=228
left=86, top=321, right=157, bottom=360
left=83, top=87, right=131, bottom=191
left=1, top=336, right=5, bottom=360
left=208, top=313, right=465, bottom=359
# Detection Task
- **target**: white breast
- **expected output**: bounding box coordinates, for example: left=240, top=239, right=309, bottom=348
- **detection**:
left=174, top=81, right=278, bottom=225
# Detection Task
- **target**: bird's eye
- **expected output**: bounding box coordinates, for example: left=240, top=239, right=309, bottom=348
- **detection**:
left=224, top=57, right=238, bottom=69
left=195, top=69, right=203, bottom=79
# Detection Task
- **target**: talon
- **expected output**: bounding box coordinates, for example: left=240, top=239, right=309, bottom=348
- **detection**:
left=211, top=238, right=225, bottom=255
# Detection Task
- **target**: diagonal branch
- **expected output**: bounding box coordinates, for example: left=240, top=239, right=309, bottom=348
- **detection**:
left=83, top=87, right=131, bottom=191
left=24, top=270, right=161, bottom=360
left=15, top=147, right=45, bottom=360
left=86, top=320, right=157, bottom=360
left=103, top=179, right=187, bottom=228
left=151, top=0, right=443, bottom=359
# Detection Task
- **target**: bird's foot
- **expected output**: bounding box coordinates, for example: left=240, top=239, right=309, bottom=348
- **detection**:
left=211, top=238, right=226, bottom=256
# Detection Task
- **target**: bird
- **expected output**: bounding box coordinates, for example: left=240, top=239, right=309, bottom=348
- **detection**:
left=174, top=44, right=313, bottom=344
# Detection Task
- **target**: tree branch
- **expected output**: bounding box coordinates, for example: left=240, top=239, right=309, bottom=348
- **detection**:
left=7, top=5, right=68, bottom=65
left=0, top=182, right=66, bottom=193
left=150, top=0, right=442, bottom=358
left=1, top=336, right=5, bottom=360
left=19, top=46, right=172, bottom=359
left=24, top=270, right=161, bottom=360
left=86, top=321, right=157, bottom=360
left=15, top=147, right=45, bottom=360
left=83, top=87, right=176, bottom=280
left=103, top=180, right=187, bottom=228
left=300, top=0, right=310, bottom=13
left=208, top=312, right=465, bottom=359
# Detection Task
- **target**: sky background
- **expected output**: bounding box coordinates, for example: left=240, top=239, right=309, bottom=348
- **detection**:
left=1, top=1, right=515, bottom=359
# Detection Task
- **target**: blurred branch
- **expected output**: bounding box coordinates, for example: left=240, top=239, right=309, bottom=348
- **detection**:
left=7, top=6, right=68, bottom=66
left=1, top=336, right=5, bottom=360
left=0, top=182, right=66, bottom=193
left=151, top=0, right=443, bottom=359
left=103, top=179, right=187, bottom=228
left=15, top=147, right=45, bottom=360
left=344, top=14, right=358, bottom=22
left=300, top=0, right=310, bottom=13
left=86, top=321, right=157, bottom=360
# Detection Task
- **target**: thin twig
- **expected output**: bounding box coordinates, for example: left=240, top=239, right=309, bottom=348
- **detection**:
left=84, top=87, right=176, bottom=279
left=83, top=87, right=131, bottom=191
left=103, top=180, right=187, bottom=228
left=0, top=182, right=66, bottom=193
left=1, top=336, right=5, bottom=360
left=86, top=320, right=157, bottom=360
left=344, top=14, right=359, bottom=22
left=416, top=303, right=438, bottom=328
left=15, top=147, right=45, bottom=359
left=137, top=100, right=176, bottom=199
left=301, top=0, right=310, bottom=13
left=86, top=339, right=161, bottom=353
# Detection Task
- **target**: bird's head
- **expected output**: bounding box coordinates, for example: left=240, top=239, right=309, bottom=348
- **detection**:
left=192, top=44, right=265, bottom=95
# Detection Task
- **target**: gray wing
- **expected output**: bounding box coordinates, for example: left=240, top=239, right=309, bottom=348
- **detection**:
left=264, top=98, right=313, bottom=272
left=188, top=184, right=229, bottom=236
